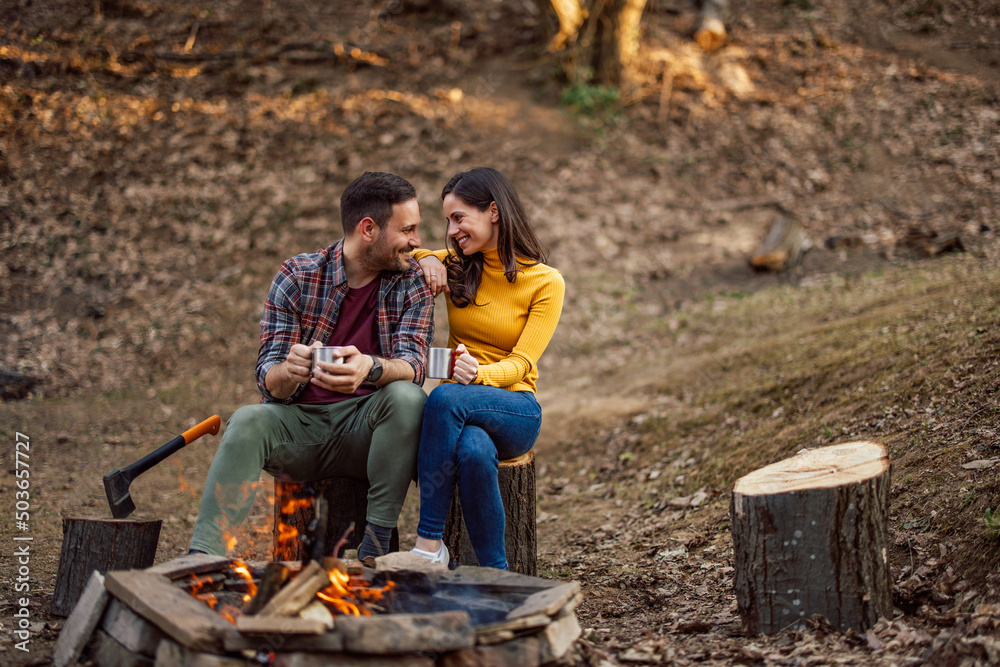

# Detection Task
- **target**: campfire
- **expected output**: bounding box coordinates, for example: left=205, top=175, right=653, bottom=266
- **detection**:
left=55, top=551, right=582, bottom=666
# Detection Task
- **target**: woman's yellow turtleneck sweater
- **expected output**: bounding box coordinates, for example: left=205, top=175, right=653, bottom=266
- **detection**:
left=412, top=247, right=564, bottom=393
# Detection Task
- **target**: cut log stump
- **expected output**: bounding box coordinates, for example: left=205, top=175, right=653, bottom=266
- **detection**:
left=50, top=517, right=161, bottom=616
left=730, top=441, right=892, bottom=634
left=750, top=215, right=807, bottom=272
left=272, top=478, right=398, bottom=561
left=444, top=450, right=537, bottom=576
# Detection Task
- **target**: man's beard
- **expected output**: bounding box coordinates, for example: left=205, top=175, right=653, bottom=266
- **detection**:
left=363, top=231, right=408, bottom=274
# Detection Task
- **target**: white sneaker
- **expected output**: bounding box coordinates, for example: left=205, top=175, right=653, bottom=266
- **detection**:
left=410, top=542, right=449, bottom=565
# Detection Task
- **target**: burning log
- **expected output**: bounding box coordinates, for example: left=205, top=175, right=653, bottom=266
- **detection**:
left=50, top=517, right=162, bottom=616
left=445, top=450, right=537, bottom=575
left=244, top=562, right=290, bottom=615
left=257, top=561, right=332, bottom=617
left=730, top=441, right=892, bottom=634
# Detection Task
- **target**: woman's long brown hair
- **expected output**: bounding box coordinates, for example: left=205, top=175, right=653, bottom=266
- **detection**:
left=441, top=168, right=547, bottom=308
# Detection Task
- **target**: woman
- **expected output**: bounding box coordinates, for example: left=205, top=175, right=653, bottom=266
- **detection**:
left=409, top=167, right=565, bottom=569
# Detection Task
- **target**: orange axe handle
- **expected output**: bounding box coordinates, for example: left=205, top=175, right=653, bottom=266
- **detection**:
left=182, top=414, right=221, bottom=444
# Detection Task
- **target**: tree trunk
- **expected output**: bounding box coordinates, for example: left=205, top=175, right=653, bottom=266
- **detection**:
left=541, top=0, right=648, bottom=88
left=272, top=479, right=398, bottom=562
left=50, top=517, right=161, bottom=616
left=444, top=450, right=537, bottom=576
left=596, top=0, right=648, bottom=88
left=730, top=442, right=892, bottom=634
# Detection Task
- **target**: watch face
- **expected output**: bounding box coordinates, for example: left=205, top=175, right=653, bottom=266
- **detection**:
left=367, top=356, right=383, bottom=382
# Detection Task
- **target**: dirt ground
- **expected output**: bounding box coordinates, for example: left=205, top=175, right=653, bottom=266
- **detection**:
left=1, top=0, right=999, bottom=664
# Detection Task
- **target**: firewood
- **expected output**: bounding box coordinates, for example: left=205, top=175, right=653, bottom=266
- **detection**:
left=245, top=562, right=290, bottom=615
left=257, top=561, right=331, bottom=617
left=298, top=600, right=336, bottom=630
left=730, top=441, right=892, bottom=633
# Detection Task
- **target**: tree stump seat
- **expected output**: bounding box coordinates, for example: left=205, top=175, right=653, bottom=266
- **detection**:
left=271, top=478, right=398, bottom=562
left=444, top=450, right=537, bottom=576
left=51, top=517, right=162, bottom=616
left=730, top=441, right=892, bottom=634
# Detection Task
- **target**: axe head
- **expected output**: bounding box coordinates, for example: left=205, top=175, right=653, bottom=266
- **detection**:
left=103, top=469, right=136, bottom=519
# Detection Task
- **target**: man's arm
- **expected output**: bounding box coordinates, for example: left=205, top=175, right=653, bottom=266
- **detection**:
left=256, top=262, right=307, bottom=403
left=264, top=343, right=314, bottom=399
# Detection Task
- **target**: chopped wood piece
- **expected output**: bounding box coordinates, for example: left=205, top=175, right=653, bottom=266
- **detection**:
left=258, top=561, right=331, bottom=617
left=298, top=600, right=335, bottom=630
left=245, top=562, right=290, bottom=615
left=731, top=441, right=892, bottom=633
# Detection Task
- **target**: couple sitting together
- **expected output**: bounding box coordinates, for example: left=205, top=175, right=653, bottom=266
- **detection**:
left=188, top=168, right=565, bottom=570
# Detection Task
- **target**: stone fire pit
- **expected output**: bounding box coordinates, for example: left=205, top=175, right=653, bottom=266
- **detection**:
left=53, top=553, right=583, bottom=666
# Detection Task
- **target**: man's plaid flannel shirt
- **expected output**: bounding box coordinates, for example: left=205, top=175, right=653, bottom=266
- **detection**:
left=255, top=240, right=434, bottom=403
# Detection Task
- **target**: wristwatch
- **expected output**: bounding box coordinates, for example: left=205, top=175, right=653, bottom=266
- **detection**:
left=365, top=355, right=383, bottom=383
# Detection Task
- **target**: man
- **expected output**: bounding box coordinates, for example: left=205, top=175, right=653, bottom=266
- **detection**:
left=189, top=171, right=434, bottom=560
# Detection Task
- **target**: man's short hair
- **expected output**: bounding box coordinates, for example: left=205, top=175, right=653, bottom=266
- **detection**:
left=340, top=172, right=417, bottom=235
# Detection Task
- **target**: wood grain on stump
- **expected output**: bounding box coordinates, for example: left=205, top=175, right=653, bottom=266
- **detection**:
left=730, top=441, right=892, bottom=634
left=272, top=478, right=399, bottom=561
left=444, top=450, right=537, bottom=576
left=50, top=517, right=162, bottom=616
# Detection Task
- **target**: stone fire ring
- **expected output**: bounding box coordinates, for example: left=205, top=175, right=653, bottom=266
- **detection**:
left=54, top=552, right=583, bottom=666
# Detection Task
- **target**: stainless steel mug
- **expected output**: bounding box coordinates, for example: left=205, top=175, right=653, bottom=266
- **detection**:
left=427, top=347, right=458, bottom=379
left=312, top=346, right=344, bottom=374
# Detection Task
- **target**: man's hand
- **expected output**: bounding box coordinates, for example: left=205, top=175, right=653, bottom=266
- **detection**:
left=264, top=342, right=315, bottom=399
left=311, top=345, right=372, bottom=394
left=418, top=255, right=449, bottom=296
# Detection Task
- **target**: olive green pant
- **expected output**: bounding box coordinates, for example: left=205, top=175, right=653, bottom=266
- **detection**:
left=189, top=382, right=426, bottom=555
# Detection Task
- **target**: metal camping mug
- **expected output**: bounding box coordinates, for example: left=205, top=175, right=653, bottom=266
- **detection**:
left=311, top=346, right=344, bottom=375
left=427, top=347, right=458, bottom=379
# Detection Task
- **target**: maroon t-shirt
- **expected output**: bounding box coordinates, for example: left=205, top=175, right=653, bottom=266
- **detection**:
left=295, top=278, right=380, bottom=404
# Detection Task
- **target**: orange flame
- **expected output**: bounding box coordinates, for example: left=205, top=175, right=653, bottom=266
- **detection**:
left=230, top=559, right=258, bottom=604
left=194, top=591, right=218, bottom=609
left=280, top=496, right=313, bottom=513
left=316, top=566, right=395, bottom=616
left=218, top=603, right=243, bottom=624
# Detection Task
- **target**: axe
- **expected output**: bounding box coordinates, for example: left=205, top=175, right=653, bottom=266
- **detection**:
left=103, top=415, right=221, bottom=519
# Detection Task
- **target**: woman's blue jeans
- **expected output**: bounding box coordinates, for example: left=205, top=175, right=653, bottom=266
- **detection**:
left=416, top=383, right=541, bottom=570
